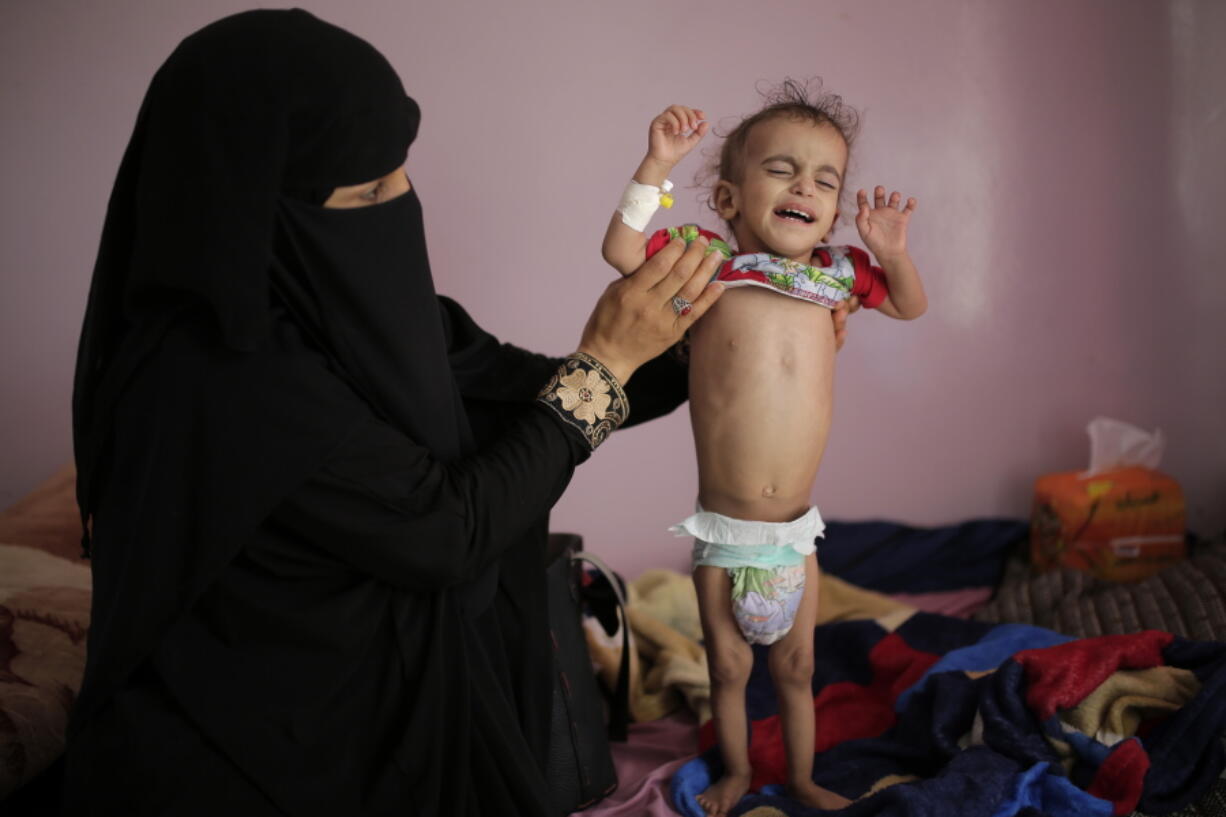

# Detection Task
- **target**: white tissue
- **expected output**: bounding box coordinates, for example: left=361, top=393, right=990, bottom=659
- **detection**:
left=1082, top=416, right=1165, bottom=478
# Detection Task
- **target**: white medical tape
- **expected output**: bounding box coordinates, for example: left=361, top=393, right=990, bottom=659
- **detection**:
left=617, top=179, right=673, bottom=232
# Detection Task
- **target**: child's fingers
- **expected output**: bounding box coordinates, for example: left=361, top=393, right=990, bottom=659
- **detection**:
left=695, top=121, right=710, bottom=139
left=874, top=186, right=886, bottom=207
left=888, top=191, right=901, bottom=208
left=903, top=197, right=918, bottom=214
left=856, top=188, right=869, bottom=209
left=661, top=105, right=707, bottom=136
left=855, top=204, right=871, bottom=235
left=664, top=105, right=692, bottom=133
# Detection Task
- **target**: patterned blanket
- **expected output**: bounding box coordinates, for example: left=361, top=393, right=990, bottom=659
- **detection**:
left=672, top=611, right=1226, bottom=817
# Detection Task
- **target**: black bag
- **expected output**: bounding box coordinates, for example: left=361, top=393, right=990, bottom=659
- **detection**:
left=544, top=533, right=630, bottom=815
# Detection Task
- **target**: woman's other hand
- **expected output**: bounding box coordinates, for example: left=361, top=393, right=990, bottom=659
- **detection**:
left=577, top=237, right=724, bottom=383
left=832, top=295, right=860, bottom=352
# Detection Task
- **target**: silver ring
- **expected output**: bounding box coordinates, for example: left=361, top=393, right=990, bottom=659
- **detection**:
left=671, top=295, right=693, bottom=316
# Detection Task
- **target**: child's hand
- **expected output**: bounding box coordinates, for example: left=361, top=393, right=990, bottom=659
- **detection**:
left=647, top=105, right=709, bottom=167
left=855, top=186, right=916, bottom=263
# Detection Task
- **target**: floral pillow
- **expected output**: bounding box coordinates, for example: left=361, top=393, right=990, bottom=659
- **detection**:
left=0, top=543, right=90, bottom=798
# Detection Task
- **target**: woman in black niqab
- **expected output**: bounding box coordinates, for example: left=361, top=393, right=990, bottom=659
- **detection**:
left=67, top=9, right=726, bottom=815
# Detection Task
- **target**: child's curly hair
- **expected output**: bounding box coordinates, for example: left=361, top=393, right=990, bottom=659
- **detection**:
left=701, top=78, right=861, bottom=226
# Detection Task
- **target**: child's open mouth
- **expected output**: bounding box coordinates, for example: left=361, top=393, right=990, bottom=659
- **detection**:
left=774, top=207, right=815, bottom=224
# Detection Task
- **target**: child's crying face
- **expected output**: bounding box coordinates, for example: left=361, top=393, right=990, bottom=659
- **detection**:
left=715, top=117, right=847, bottom=264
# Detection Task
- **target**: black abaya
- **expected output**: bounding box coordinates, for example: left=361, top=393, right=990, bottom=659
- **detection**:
left=66, top=9, right=688, bottom=816
left=69, top=294, right=687, bottom=816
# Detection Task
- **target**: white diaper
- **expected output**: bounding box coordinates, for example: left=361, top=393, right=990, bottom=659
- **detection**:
left=671, top=505, right=824, bottom=645
left=671, top=505, right=822, bottom=569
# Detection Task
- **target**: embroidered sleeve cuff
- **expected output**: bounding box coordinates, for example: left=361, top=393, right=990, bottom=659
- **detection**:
left=536, top=352, right=629, bottom=450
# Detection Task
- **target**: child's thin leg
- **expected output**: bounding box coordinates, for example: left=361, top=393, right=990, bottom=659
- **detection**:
left=693, top=564, right=754, bottom=817
left=767, top=554, right=851, bottom=811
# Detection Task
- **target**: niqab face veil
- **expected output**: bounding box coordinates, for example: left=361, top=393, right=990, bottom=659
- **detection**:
left=272, top=190, right=470, bottom=460
left=74, top=7, right=470, bottom=535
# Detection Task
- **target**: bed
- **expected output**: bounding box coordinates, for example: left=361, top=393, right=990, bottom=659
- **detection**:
left=2, top=467, right=1224, bottom=816
left=582, top=521, right=1226, bottom=816
left=0, top=465, right=86, bottom=813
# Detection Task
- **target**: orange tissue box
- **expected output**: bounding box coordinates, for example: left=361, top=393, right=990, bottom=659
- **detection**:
left=1030, top=465, right=1186, bottom=582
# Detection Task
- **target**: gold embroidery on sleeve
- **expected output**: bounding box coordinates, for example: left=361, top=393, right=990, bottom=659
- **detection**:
left=537, top=353, right=629, bottom=450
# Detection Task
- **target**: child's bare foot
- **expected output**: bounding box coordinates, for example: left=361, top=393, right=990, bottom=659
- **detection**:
left=788, top=780, right=852, bottom=811
left=695, top=769, right=752, bottom=816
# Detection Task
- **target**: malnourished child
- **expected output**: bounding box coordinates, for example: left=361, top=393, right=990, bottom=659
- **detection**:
left=602, top=81, right=927, bottom=815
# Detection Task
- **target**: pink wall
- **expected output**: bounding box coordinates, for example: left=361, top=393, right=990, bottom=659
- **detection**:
left=2, top=0, right=1223, bottom=578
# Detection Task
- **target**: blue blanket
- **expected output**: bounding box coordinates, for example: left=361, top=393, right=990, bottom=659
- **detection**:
left=818, top=519, right=1028, bottom=594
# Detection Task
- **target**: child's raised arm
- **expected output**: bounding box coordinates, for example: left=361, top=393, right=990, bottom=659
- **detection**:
left=602, top=105, right=709, bottom=277
left=854, top=186, right=927, bottom=320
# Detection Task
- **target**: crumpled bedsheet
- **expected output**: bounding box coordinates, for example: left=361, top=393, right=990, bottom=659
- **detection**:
left=582, top=569, right=917, bottom=727
left=670, top=612, right=1226, bottom=817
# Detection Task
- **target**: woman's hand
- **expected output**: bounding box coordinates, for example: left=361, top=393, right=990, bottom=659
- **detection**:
left=832, top=295, right=861, bottom=352
left=577, top=237, right=725, bottom=383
